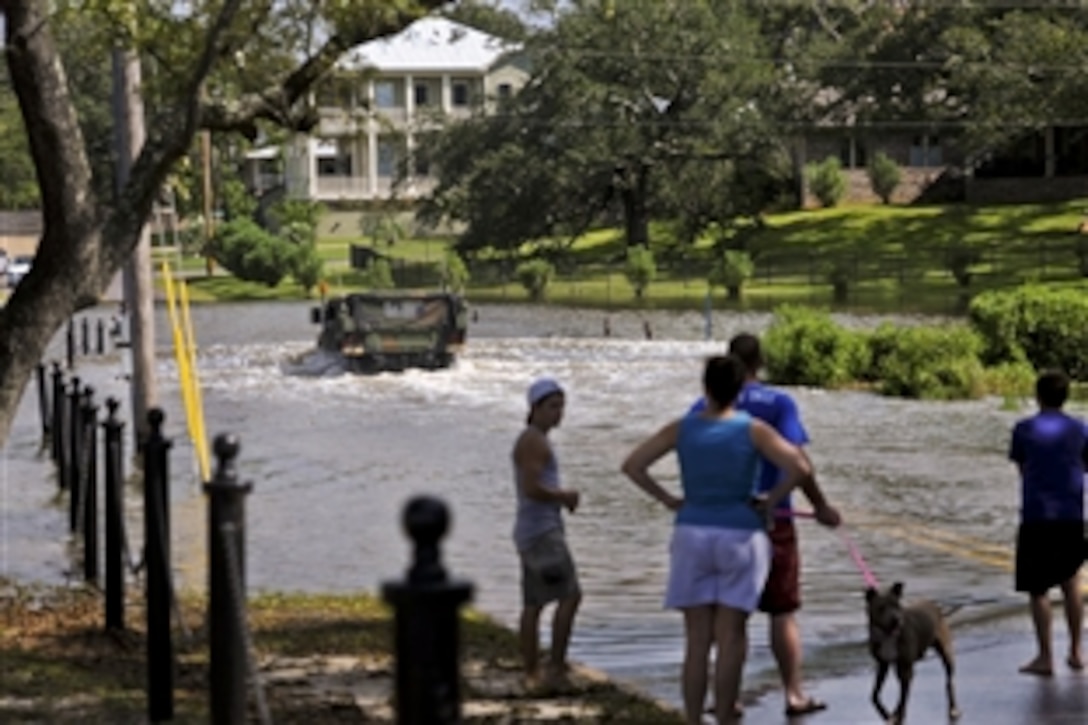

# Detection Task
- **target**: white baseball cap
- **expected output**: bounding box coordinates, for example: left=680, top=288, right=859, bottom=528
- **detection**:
left=527, top=377, right=565, bottom=407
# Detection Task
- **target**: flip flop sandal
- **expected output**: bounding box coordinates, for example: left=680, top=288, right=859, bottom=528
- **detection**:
left=785, top=698, right=828, bottom=717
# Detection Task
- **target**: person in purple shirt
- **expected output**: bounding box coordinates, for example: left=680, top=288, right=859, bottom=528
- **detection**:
left=1010, top=369, right=1088, bottom=676
left=691, top=333, right=841, bottom=717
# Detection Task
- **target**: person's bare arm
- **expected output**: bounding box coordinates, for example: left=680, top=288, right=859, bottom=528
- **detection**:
left=621, top=420, right=683, bottom=511
left=749, top=420, right=811, bottom=510
left=795, top=448, right=842, bottom=528
left=514, top=429, right=579, bottom=512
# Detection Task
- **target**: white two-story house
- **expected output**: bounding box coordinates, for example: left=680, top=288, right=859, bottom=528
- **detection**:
left=276, top=17, right=527, bottom=203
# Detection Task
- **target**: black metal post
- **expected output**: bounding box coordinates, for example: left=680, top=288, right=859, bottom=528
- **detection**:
left=51, top=362, right=64, bottom=466
left=81, top=316, right=90, bottom=356
left=68, top=376, right=82, bottom=533
left=382, top=496, right=473, bottom=725
left=96, top=318, right=106, bottom=355
left=144, top=408, right=174, bottom=722
left=82, top=387, right=99, bottom=584
left=103, top=398, right=125, bottom=630
left=66, top=318, right=75, bottom=370
left=204, top=434, right=252, bottom=725
left=36, top=362, right=50, bottom=443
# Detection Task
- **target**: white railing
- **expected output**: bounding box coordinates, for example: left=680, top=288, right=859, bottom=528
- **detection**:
left=314, top=176, right=371, bottom=199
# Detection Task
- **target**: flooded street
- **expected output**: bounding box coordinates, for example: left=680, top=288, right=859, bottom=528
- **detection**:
left=2, top=301, right=1074, bottom=707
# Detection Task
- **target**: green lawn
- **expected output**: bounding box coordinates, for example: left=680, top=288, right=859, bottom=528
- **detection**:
left=172, top=199, right=1088, bottom=314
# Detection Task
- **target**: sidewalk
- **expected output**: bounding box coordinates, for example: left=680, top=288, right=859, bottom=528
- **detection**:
left=738, top=624, right=1087, bottom=724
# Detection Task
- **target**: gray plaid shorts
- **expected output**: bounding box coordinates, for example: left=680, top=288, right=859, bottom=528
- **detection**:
left=518, top=529, right=580, bottom=607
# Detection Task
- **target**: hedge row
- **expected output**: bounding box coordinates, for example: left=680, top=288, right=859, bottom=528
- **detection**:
left=762, top=305, right=1039, bottom=400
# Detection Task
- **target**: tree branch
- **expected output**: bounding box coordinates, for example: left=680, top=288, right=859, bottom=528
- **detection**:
left=200, top=1, right=447, bottom=134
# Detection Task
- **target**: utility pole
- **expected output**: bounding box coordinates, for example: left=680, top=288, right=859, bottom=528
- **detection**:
left=111, top=45, right=158, bottom=450
left=201, top=129, right=215, bottom=275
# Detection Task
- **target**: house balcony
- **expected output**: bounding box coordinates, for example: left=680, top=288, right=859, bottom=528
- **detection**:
left=311, top=175, right=437, bottom=201
left=314, top=176, right=372, bottom=199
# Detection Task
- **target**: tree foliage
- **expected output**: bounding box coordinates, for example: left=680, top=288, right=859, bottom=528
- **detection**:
left=420, top=0, right=794, bottom=257
left=0, top=0, right=445, bottom=444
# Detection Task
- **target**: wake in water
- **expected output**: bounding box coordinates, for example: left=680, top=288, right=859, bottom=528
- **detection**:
left=279, top=347, right=347, bottom=377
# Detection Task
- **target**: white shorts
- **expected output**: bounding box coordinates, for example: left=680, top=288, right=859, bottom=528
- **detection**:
left=664, top=525, right=771, bottom=612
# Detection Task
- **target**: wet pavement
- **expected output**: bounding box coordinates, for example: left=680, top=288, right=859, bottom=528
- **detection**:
left=737, top=607, right=1088, bottom=724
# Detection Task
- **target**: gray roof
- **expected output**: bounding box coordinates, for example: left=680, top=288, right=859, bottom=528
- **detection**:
left=337, top=16, right=520, bottom=74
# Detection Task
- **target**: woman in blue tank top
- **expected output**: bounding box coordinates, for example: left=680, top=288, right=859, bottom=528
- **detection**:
left=622, top=355, right=811, bottom=725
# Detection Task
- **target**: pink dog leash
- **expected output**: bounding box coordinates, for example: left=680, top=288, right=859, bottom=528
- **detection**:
left=776, top=509, right=881, bottom=589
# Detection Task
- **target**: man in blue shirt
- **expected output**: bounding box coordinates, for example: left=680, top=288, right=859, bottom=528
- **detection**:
left=692, top=333, right=841, bottom=716
left=1010, top=369, right=1088, bottom=676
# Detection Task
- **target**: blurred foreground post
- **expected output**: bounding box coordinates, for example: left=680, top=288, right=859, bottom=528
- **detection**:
left=382, top=496, right=473, bottom=724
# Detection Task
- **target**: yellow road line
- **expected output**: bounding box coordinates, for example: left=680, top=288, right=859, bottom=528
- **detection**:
left=843, top=511, right=1088, bottom=594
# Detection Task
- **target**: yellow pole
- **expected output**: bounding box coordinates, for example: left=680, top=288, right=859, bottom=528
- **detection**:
left=161, top=262, right=208, bottom=482
left=179, top=280, right=210, bottom=481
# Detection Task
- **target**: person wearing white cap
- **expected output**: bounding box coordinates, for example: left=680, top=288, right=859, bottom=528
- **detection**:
left=511, top=376, right=581, bottom=692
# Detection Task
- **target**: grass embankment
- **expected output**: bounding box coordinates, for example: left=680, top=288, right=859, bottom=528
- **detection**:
left=177, top=200, right=1088, bottom=314
left=0, top=581, right=679, bottom=723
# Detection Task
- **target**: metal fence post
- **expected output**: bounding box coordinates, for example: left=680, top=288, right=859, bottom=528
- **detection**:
left=82, top=387, right=99, bottom=584
left=51, top=362, right=64, bottom=465
left=66, top=317, right=75, bottom=370
left=144, top=408, right=174, bottom=722
left=103, top=397, right=125, bottom=630
left=204, top=434, right=252, bottom=725
left=382, top=496, right=473, bottom=725
left=36, top=362, right=50, bottom=444
left=68, top=376, right=82, bottom=532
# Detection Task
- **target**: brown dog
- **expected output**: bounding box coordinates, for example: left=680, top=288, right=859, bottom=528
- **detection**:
left=866, top=582, right=961, bottom=724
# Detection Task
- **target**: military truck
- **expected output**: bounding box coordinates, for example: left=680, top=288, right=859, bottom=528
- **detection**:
left=310, top=291, right=468, bottom=374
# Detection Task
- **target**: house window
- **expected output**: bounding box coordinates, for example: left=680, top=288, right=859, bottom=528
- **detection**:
left=452, top=81, right=470, bottom=107
left=377, top=138, right=399, bottom=178
left=910, top=135, right=943, bottom=167
left=414, top=83, right=430, bottom=107
left=838, top=137, right=867, bottom=169
left=374, top=80, right=397, bottom=109
left=317, top=155, right=352, bottom=177
left=497, top=83, right=512, bottom=101
left=414, top=153, right=430, bottom=177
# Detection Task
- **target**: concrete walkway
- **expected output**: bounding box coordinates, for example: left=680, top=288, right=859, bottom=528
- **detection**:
left=738, top=617, right=1087, bottom=724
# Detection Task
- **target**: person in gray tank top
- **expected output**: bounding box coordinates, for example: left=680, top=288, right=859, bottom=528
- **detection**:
left=511, top=377, right=581, bottom=693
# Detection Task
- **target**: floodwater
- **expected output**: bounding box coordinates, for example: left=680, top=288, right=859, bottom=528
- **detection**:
left=2, top=301, right=1076, bottom=708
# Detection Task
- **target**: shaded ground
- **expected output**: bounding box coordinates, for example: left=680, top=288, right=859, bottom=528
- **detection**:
left=0, top=581, right=681, bottom=723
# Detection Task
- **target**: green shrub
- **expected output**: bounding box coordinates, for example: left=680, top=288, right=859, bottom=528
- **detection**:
left=876, top=325, right=985, bottom=400
left=367, top=258, right=395, bottom=289
left=515, top=258, right=554, bottom=301
left=442, top=250, right=470, bottom=293
left=867, top=152, right=902, bottom=204
left=210, top=218, right=296, bottom=287
left=980, top=361, right=1037, bottom=399
left=969, top=286, right=1088, bottom=379
left=805, top=157, right=846, bottom=208
left=709, top=250, right=754, bottom=301
left=763, top=306, right=868, bottom=387
left=624, top=246, right=657, bottom=300
left=861, top=323, right=904, bottom=382
left=291, top=244, right=324, bottom=296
